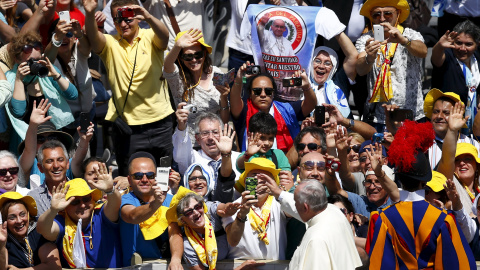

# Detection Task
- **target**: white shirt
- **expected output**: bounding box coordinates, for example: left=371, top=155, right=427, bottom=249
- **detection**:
left=222, top=197, right=287, bottom=260
left=399, top=189, right=425, bottom=202
left=289, top=204, right=362, bottom=270
left=427, top=134, right=480, bottom=169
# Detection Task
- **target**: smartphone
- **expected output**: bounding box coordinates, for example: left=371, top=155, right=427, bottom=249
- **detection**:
left=245, top=177, right=257, bottom=199
left=282, top=77, right=302, bottom=87
left=389, top=109, right=414, bottom=122
left=373, top=24, right=384, bottom=41
left=117, top=7, right=135, bottom=18
left=156, top=156, right=171, bottom=192
left=58, top=11, right=70, bottom=23
left=314, top=106, right=325, bottom=126
left=79, top=112, right=89, bottom=133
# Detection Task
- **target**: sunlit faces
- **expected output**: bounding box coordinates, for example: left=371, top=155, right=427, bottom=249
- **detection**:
left=188, top=167, right=208, bottom=196
left=364, top=174, right=388, bottom=207
left=84, top=161, right=100, bottom=183
left=312, top=51, right=333, bottom=86
left=297, top=133, right=322, bottom=158
left=246, top=169, right=274, bottom=200
left=195, top=119, right=221, bottom=158
left=431, top=99, right=454, bottom=136
left=6, top=203, right=29, bottom=240
left=370, top=6, right=399, bottom=30
left=0, top=156, right=19, bottom=192
left=112, top=6, right=138, bottom=41
left=455, top=154, right=477, bottom=182
left=253, top=132, right=275, bottom=154
left=453, top=33, right=478, bottom=65
left=128, top=157, right=156, bottom=195
left=65, top=195, right=94, bottom=225
left=39, top=147, right=69, bottom=184
left=298, top=152, right=326, bottom=182
left=348, top=138, right=362, bottom=172
left=180, top=198, right=205, bottom=229
left=18, top=42, right=42, bottom=64
left=250, top=76, right=274, bottom=112
left=181, top=44, right=204, bottom=73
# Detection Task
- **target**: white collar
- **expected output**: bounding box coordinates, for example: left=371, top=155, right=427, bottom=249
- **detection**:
left=198, top=149, right=220, bottom=162
left=399, top=189, right=425, bottom=202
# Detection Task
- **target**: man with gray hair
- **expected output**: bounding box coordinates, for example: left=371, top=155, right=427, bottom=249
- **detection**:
left=289, top=179, right=362, bottom=269
left=172, top=104, right=240, bottom=202
left=28, top=140, right=70, bottom=216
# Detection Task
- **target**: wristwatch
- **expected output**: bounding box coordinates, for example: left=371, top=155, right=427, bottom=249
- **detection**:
left=348, top=119, right=354, bottom=129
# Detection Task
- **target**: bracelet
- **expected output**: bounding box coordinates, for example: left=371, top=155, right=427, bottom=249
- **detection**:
left=365, top=54, right=370, bottom=65
left=220, top=105, right=229, bottom=110
left=221, top=152, right=231, bottom=158
left=236, top=215, right=247, bottom=223
left=53, top=74, right=62, bottom=81
left=51, top=33, right=62, bottom=48
left=105, top=189, right=115, bottom=195
left=375, top=171, right=386, bottom=178
left=403, top=37, right=412, bottom=47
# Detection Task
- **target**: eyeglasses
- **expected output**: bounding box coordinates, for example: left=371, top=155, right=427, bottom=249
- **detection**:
left=252, top=87, right=274, bottom=96
left=313, top=58, right=332, bottom=67
left=297, top=143, right=319, bottom=151
left=371, top=10, right=396, bottom=20
left=131, top=171, right=156, bottom=180
left=359, top=156, right=368, bottom=163
left=183, top=202, right=203, bottom=217
left=300, top=161, right=326, bottom=171
left=22, top=42, right=42, bottom=54
left=347, top=144, right=361, bottom=153
left=181, top=51, right=204, bottom=61
left=0, top=167, right=19, bottom=177
left=196, top=130, right=220, bottom=139
left=114, top=17, right=133, bottom=24
left=363, top=180, right=382, bottom=189
left=70, top=195, right=92, bottom=206
left=37, top=135, right=58, bottom=144
left=188, top=176, right=207, bottom=182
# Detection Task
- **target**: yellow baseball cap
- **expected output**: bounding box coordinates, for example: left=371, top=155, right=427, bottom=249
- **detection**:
left=65, top=178, right=103, bottom=202
left=166, top=186, right=207, bottom=225
left=455, top=143, right=480, bottom=163
left=426, top=171, right=447, bottom=192
left=424, top=88, right=464, bottom=120
left=175, top=30, right=212, bottom=54
left=360, top=0, right=410, bottom=24
left=0, top=192, right=37, bottom=217
left=235, top=158, right=281, bottom=193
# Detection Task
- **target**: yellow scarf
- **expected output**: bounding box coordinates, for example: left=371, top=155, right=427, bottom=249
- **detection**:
left=62, top=207, right=96, bottom=268
left=248, top=196, right=274, bottom=245
left=369, top=25, right=404, bottom=103
left=139, top=205, right=169, bottom=240
left=185, top=214, right=218, bottom=270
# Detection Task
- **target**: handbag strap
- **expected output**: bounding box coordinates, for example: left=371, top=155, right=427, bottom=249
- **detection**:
left=112, top=42, right=140, bottom=120
left=164, top=0, right=180, bottom=35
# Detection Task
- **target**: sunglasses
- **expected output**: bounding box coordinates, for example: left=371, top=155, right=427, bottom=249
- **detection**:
left=347, top=144, right=361, bottom=153
left=363, top=180, right=382, bottom=189
left=114, top=17, right=133, bottom=24
left=181, top=51, right=204, bottom=61
left=0, top=167, right=19, bottom=177
left=70, top=195, right=92, bottom=206
left=22, top=42, right=42, bottom=54
left=300, top=161, right=326, bottom=171
left=131, top=172, right=156, bottom=180
left=37, top=135, right=58, bottom=144
left=252, top=87, right=274, bottom=96
left=183, top=202, right=203, bottom=217
left=298, top=143, right=319, bottom=151
left=371, top=11, right=395, bottom=20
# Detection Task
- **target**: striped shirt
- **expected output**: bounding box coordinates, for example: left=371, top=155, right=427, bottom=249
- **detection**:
left=427, top=134, right=480, bottom=169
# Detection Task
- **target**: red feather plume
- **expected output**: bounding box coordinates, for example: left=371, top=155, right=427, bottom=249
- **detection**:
left=388, top=120, right=435, bottom=172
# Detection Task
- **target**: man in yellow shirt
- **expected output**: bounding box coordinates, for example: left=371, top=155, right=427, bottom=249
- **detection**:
left=82, top=0, right=174, bottom=176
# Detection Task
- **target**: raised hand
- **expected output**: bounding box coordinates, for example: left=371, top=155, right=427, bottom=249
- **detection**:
left=364, top=38, right=382, bottom=62
left=217, top=202, right=241, bottom=217
left=16, top=61, right=30, bottom=80
left=175, top=102, right=190, bottom=131
left=239, top=190, right=257, bottom=215
left=246, top=132, right=261, bottom=156
left=366, top=143, right=384, bottom=175
left=0, top=0, right=16, bottom=11
left=29, top=99, right=52, bottom=126
left=293, top=69, right=311, bottom=91
left=323, top=122, right=337, bottom=149
left=278, top=171, right=293, bottom=191
left=382, top=22, right=408, bottom=44
left=38, top=56, right=60, bottom=78
left=129, top=5, right=151, bottom=21
left=168, top=169, right=181, bottom=192
left=215, top=82, right=230, bottom=97
left=438, top=30, right=457, bottom=49
left=237, top=61, right=254, bottom=80
left=301, top=117, right=315, bottom=129
left=175, top=28, right=202, bottom=49
left=54, top=20, right=72, bottom=41
left=82, top=0, right=98, bottom=14
left=324, top=154, right=341, bottom=176
left=322, top=103, right=343, bottom=126
left=94, top=11, right=107, bottom=27
left=89, top=162, right=114, bottom=193
left=444, top=178, right=462, bottom=211
left=448, top=101, right=468, bottom=132
left=152, top=185, right=167, bottom=205
left=77, top=122, right=95, bottom=143
left=71, top=19, right=83, bottom=38
left=37, top=0, right=53, bottom=13
left=334, top=126, right=350, bottom=152
left=213, top=124, right=235, bottom=155
left=51, top=183, right=74, bottom=212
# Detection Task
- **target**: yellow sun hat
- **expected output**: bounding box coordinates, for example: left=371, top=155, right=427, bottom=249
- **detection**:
left=0, top=192, right=37, bottom=217
left=426, top=171, right=447, bottom=192
left=423, top=88, right=465, bottom=120
left=175, top=30, right=212, bottom=54
left=455, top=143, right=480, bottom=163
left=359, top=0, right=410, bottom=24
left=166, top=186, right=207, bottom=225
left=235, top=158, right=281, bottom=193
left=65, top=178, right=103, bottom=202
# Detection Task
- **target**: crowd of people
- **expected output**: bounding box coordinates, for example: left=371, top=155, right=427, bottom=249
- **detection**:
left=0, top=0, right=479, bottom=268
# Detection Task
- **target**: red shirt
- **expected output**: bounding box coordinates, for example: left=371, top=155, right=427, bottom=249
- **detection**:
left=39, top=7, right=85, bottom=47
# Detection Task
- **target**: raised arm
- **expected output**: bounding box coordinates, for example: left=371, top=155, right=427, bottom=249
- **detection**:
left=366, top=143, right=399, bottom=202
left=335, top=32, right=358, bottom=81
left=71, top=123, right=94, bottom=177
left=324, top=103, right=376, bottom=140
left=43, top=20, right=72, bottom=68
left=383, top=22, right=427, bottom=58
left=0, top=19, right=15, bottom=44
left=83, top=0, right=106, bottom=54
left=296, top=69, right=317, bottom=117
left=323, top=154, right=348, bottom=198
left=88, top=162, right=121, bottom=222
left=334, top=126, right=356, bottom=191
left=37, top=183, right=73, bottom=241
left=167, top=222, right=184, bottom=270
left=431, top=30, right=457, bottom=68
left=356, top=37, right=381, bottom=76
left=72, top=19, right=92, bottom=58
left=19, top=0, right=54, bottom=35
left=130, top=5, right=168, bottom=50
left=225, top=191, right=256, bottom=247
left=230, top=62, right=249, bottom=119
left=164, top=28, right=202, bottom=74
left=120, top=186, right=166, bottom=224
left=214, top=124, right=235, bottom=178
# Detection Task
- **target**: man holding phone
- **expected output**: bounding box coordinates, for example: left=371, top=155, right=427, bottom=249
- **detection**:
left=355, top=0, right=427, bottom=130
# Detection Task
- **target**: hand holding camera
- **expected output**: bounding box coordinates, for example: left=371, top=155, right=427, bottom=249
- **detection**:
left=175, top=102, right=191, bottom=131
left=293, top=69, right=311, bottom=91
left=37, top=57, right=60, bottom=79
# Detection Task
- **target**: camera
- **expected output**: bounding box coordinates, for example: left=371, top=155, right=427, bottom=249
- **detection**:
left=326, top=159, right=341, bottom=172
left=282, top=77, right=302, bottom=87
left=27, top=59, right=48, bottom=78
left=183, top=104, right=197, bottom=113
left=372, top=133, right=384, bottom=143
left=246, top=65, right=261, bottom=75
left=117, top=7, right=134, bottom=18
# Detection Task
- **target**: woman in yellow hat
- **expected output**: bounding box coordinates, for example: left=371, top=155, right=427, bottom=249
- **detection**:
left=0, top=192, right=61, bottom=269
left=164, top=28, right=230, bottom=144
